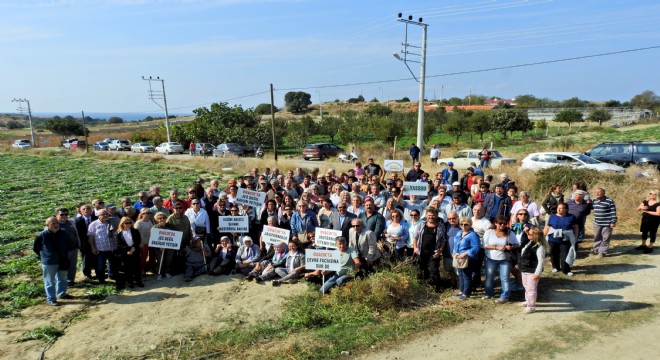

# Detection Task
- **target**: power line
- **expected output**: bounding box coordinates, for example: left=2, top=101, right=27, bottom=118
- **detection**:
left=275, top=45, right=660, bottom=92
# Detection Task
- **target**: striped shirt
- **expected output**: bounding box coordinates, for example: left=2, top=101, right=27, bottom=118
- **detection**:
left=87, top=220, right=117, bottom=252
left=592, top=196, right=617, bottom=226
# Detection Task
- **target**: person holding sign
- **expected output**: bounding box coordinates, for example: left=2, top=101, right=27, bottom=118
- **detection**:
left=166, top=202, right=193, bottom=274
left=152, top=212, right=175, bottom=280
left=305, top=236, right=360, bottom=294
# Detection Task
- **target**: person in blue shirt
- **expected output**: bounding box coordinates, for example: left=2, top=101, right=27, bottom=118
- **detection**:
left=452, top=217, right=481, bottom=300
left=290, top=200, right=319, bottom=248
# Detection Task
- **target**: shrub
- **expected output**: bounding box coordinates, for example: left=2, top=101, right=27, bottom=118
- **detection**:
left=532, top=167, right=626, bottom=195
left=254, top=103, right=277, bottom=115
left=551, top=137, right=575, bottom=151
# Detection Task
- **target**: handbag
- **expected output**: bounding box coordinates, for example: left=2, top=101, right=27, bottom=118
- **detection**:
left=452, top=256, right=468, bottom=269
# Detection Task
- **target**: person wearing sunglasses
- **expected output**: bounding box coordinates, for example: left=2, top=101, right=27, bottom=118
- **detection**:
left=116, top=216, right=142, bottom=288
left=452, top=217, right=480, bottom=300
left=509, top=191, right=541, bottom=227
left=483, top=216, right=519, bottom=303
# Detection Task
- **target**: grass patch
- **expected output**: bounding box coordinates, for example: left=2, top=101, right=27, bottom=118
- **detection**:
left=16, top=325, right=63, bottom=343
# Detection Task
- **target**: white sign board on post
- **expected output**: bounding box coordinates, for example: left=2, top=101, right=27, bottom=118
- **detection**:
left=403, top=182, right=429, bottom=196
left=384, top=160, right=404, bottom=172
left=234, top=188, right=266, bottom=208
left=218, top=216, right=249, bottom=233
left=261, top=225, right=291, bottom=246
left=148, top=229, right=183, bottom=250
left=305, top=249, right=341, bottom=272
left=314, top=228, right=341, bottom=249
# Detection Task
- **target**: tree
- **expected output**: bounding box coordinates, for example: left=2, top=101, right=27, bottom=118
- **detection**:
left=554, top=109, right=584, bottom=131
left=463, top=94, right=486, bottom=105
left=143, top=116, right=154, bottom=122
left=423, top=107, right=447, bottom=142
left=368, top=117, right=404, bottom=144
left=395, top=97, right=411, bottom=103
left=42, top=118, right=88, bottom=137
left=318, top=116, right=341, bottom=142
left=604, top=100, right=621, bottom=108
left=286, top=116, right=317, bottom=148
left=369, top=97, right=379, bottom=103
left=446, top=97, right=463, bottom=106
left=587, top=108, right=612, bottom=126
left=469, top=111, right=492, bottom=141
left=515, top=94, right=540, bottom=108
left=338, top=111, right=368, bottom=144
left=630, top=90, right=659, bottom=109
left=284, top=91, right=312, bottom=114
left=6, top=120, right=23, bottom=129
left=492, top=109, right=531, bottom=138
left=183, top=102, right=262, bottom=144
left=363, top=104, right=392, bottom=117
left=561, top=97, right=590, bottom=108
left=346, top=95, right=365, bottom=104
left=444, top=113, right=464, bottom=143
left=254, top=103, right=277, bottom=115
left=108, top=117, right=124, bottom=124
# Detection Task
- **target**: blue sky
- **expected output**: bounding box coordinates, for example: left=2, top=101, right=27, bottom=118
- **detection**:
left=1, top=0, right=659, bottom=117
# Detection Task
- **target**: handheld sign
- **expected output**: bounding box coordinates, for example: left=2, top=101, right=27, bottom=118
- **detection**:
left=305, top=249, right=341, bottom=271
left=148, top=228, right=183, bottom=250
left=234, top=188, right=266, bottom=208
left=384, top=160, right=404, bottom=172
left=314, top=228, right=342, bottom=249
left=403, top=182, right=429, bottom=196
left=218, top=216, right=249, bottom=233
left=261, top=225, right=291, bottom=246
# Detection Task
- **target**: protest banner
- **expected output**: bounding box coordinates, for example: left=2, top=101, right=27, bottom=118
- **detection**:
left=314, top=228, right=342, bottom=249
left=218, top=216, right=249, bottom=233
left=305, top=249, right=341, bottom=272
left=383, top=160, right=404, bottom=172
left=403, top=181, right=429, bottom=196
left=234, top=188, right=266, bottom=208
left=261, top=225, right=291, bottom=246
left=148, top=228, right=183, bottom=250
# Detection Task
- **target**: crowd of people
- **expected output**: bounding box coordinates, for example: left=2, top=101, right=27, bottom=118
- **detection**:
left=33, top=159, right=659, bottom=312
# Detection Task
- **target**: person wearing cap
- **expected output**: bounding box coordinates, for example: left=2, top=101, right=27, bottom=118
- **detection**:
left=235, top=236, right=261, bottom=275
left=166, top=200, right=193, bottom=252
left=405, top=162, right=424, bottom=182
left=441, top=162, right=459, bottom=186
left=447, top=181, right=468, bottom=205
left=445, top=192, right=473, bottom=220
left=567, top=190, right=592, bottom=244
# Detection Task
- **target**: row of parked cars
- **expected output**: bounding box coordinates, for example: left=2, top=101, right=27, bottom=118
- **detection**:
left=89, top=139, right=259, bottom=157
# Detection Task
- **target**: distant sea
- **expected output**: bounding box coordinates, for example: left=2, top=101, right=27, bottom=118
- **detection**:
left=28, top=112, right=193, bottom=121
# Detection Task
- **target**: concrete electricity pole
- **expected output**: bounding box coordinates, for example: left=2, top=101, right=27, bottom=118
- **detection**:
left=142, top=76, right=172, bottom=143
left=394, top=13, right=428, bottom=150
left=11, top=98, right=36, bottom=147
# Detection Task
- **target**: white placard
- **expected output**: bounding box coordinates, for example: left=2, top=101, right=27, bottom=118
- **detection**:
left=305, top=249, right=341, bottom=272
left=403, top=182, right=429, bottom=196
left=148, top=228, right=183, bottom=250
left=315, top=228, right=342, bottom=249
left=261, top=225, right=291, bottom=246
left=234, top=188, right=266, bottom=208
left=384, top=160, right=404, bottom=172
left=218, top=216, right=249, bottom=233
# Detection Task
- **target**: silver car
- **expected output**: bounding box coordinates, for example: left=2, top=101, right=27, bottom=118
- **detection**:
left=131, top=142, right=155, bottom=153
left=155, top=142, right=184, bottom=154
left=519, top=152, right=625, bottom=173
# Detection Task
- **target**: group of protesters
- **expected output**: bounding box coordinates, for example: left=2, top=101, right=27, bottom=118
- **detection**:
left=34, top=157, right=657, bottom=313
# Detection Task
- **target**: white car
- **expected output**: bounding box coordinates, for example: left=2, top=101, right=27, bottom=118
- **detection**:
left=519, top=152, right=625, bottom=173
left=155, top=142, right=184, bottom=154
left=108, top=139, right=131, bottom=151
left=436, top=149, right=516, bottom=169
left=12, top=139, right=31, bottom=149
left=131, top=142, right=155, bottom=153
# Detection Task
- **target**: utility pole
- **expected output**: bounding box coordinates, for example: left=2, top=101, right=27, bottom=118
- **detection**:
left=11, top=98, right=36, bottom=147
left=394, top=13, right=428, bottom=150
left=81, top=111, right=89, bottom=153
left=317, top=90, right=323, bottom=121
left=142, top=76, right=172, bottom=143
left=270, top=83, right=278, bottom=161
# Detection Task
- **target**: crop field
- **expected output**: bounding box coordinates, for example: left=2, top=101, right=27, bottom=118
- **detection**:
left=0, top=152, right=221, bottom=317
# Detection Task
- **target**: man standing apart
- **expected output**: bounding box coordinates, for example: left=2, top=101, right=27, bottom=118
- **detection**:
left=409, top=143, right=421, bottom=165
left=592, top=188, right=617, bottom=258
left=34, top=217, right=70, bottom=305
left=430, top=144, right=440, bottom=164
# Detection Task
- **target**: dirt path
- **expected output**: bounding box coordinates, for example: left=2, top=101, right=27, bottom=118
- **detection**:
left=361, top=243, right=660, bottom=360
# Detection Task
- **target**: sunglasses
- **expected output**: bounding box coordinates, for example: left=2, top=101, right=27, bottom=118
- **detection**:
left=174, top=207, right=183, bottom=210
left=517, top=213, right=527, bottom=216
left=411, top=214, right=419, bottom=217
left=59, top=213, right=69, bottom=216
left=496, top=223, right=508, bottom=226
left=460, top=223, right=470, bottom=226
left=447, top=218, right=458, bottom=220
left=352, top=225, right=361, bottom=228
left=124, top=222, right=133, bottom=225
left=192, top=202, right=200, bottom=205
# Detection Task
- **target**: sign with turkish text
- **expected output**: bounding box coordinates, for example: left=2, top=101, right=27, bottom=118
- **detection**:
left=261, top=225, right=291, bottom=245
left=218, top=216, right=249, bottom=233
left=314, top=228, right=342, bottom=249
left=403, top=181, right=429, bottom=196
left=148, top=229, right=183, bottom=250
left=235, top=188, right=266, bottom=208
left=384, top=160, right=404, bottom=172
left=305, top=249, right=341, bottom=271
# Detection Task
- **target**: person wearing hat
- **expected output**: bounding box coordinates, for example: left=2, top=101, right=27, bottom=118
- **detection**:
left=441, top=162, right=459, bottom=186
left=567, top=190, right=592, bottom=244
left=447, top=181, right=468, bottom=205
left=235, top=236, right=261, bottom=275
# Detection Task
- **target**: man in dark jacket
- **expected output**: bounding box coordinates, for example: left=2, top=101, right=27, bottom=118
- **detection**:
left=34, top=217, right=71, bottom=306
left=409, top=143, right=421, bottom=165
left=74, top=204, right=97, bottom=280
left=56, top=208, right=79, bottom=286
left=330, top=202, right=357, bottom=240
left=483, top=184, right=513, bottom=222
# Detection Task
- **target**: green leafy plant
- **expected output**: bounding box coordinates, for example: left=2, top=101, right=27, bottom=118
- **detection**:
left=16, top=325, right=63, bottom=343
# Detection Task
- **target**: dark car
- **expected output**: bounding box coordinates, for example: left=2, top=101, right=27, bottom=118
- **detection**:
left=585, top=142, right=660, bottom=168
left=93, top=141, right=110, bottom=151
left=302, top=143, right=344, bottom=161
left=194, top=143, right=215, bottom=156
left=213, top=143, right=245, bottom=157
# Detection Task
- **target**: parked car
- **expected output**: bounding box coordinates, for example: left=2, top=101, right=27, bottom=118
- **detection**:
left=102, top=137, right=118, bottom=144
left=93, top=141, right=110, bottom=151
left=302, top=143, right=344, bottom=161
left=61, top=138, right=79, bottom=149
left=436, top=149, right=516, bottom=169
left=194, top=143, right=215, bottom=156
left=131, top=142, right=155, bottom=153
left=155, top=142, right=184, bottom=154
left=69, top=140, right=87, bottom=150
left=12, top=139, right=31, bottom=149
left=519, top=152, right=625, bottom=173
left=213, top=143, right=245, bottom=157
left=108, top=139, right=131, bottom=151
left=584, top=142, right=660, bottom=169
